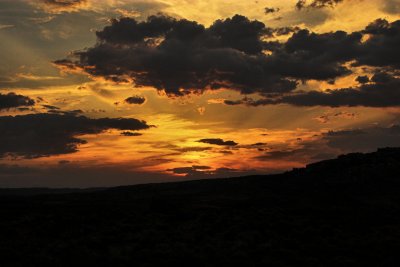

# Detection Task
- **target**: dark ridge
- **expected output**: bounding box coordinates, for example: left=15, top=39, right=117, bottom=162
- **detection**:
left=1, top=147, right=400, bottom=266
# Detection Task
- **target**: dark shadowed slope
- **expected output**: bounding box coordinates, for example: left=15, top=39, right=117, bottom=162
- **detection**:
left=1, top=148, right=400, bottom=266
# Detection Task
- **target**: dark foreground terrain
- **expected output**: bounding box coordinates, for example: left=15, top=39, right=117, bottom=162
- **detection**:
left=2, top=148, right=400, bottom=266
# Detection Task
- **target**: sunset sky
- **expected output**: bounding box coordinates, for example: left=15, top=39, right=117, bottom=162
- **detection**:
left=0, top=0, right=400, bottom=187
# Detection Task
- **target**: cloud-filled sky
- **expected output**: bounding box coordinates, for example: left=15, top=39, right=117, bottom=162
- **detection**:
left=0, top=0, right=399, bottom=187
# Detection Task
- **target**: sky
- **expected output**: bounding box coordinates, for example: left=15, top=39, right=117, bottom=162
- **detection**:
left=0, top=0, right=400, bottom=188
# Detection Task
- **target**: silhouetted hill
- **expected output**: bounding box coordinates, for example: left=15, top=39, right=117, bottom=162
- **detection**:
left=1, top=148, right=400, bottom=266
left=299, top=147, right=400, bottom=183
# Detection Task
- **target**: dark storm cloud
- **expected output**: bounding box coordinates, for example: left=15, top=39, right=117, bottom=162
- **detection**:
left=356, top=19, right=400, bottom=69
left=266, top=28, right=362, bottom=80
left=279, top=73, right=400, bottom=107
left=54, top=15, right=368, bottom=92
left=227, top=71, right=400, bottom=107
left=56, top=14, right=400, bottom=106
left=0, top=113, right=150, bottom=158
left=55, top=15, right=299, bottom=96
left=245, top=73, right=400, bottom=107
left=224, top=17, right=400, bottom=108
left=96, top=15, right=177, bottom=45
left=125, top=96, right=146, bottom=105
left=355, top=75, right=369, bottom=84
left=0, top=93, right=35, bottom=110
left=197, top=138, right=238, bottom=146
left=295, top=0, right=344, bottom=10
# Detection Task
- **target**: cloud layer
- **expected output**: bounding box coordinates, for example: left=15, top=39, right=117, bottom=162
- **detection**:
left=125, top=95, right=146, bottom=105
left=56, top=14, right=400, bottom=107
left=0, top=93, right=35, bottom=110
left=296, top=0, right=344, bottom=10
left=226, top=71, right=400, bottom=107
left=0, top=113, right=150, bottom=158
left=197, top=138, right=238, bottom=146
left=55, top=15, right=299, bottom=96
left=27, top=0, right=89, bottom=13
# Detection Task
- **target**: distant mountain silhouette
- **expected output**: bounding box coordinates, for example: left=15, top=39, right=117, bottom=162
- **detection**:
left=1, top=148, right=400, bottom=266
